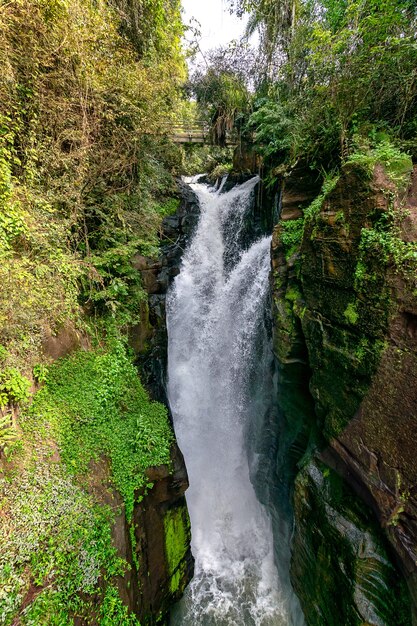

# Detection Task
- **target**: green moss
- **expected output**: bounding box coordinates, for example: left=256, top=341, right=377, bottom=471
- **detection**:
left=344, top=302, right=359, bottom=325
left=285, top=285, right=302, bottom=303
left=26, top=339, right=174, bottom=519
left=163, top=506, right=191, bottom=595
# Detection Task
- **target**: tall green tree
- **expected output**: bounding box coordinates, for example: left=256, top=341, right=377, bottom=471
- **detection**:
left=189, top=44, right=254, bottom=145
left=231, top=0, right=417, bottom=170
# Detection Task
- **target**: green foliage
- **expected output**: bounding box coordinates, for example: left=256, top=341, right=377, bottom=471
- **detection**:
left=208, top=163, right=234, bottom=183
left=181, top=145, right=234, bottom=177
left=346, top=141, right=413, bottom=188
left=280, top=217, right=304, bottom=259
left=81, top=244, right=147, bottom=324
left=0, top=1, right=186, bottom=622
left=27, top=340, right=173, bottom=519
left=0, top=0, right=187, bottom=366
left=0, top=465, right=131, bottom=625
left=0, top=414, right=17, bottom=456
left=155, top=197, right=181, bottom=218
left=355, top=207, right=417, bottom=289
left=33, top=364, right=48, bottom=384
left=1, top=340, right=173, bottom=623
left=304, top=174, right=340, bottom=221
left=189, top=44, right=254, bottom=145
left=0, top=368, right=31, bottom=408
left=233, top=0, right=417, bottom=171
left=247, top=99, right=293, bottom=160
left=111, top=0, right=183, bottom=64
left=98, top=586, right=141, bottom=625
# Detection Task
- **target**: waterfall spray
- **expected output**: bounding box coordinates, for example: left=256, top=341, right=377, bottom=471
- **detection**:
left=167, top=178, right=304, bottom=626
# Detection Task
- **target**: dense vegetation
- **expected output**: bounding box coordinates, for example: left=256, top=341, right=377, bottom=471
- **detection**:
left=0, top=0, right=186, bottom=622
left=189, top=0, right=417, bottom=295
left=192, top=0, right=417, bottom=175
left=0, top=0, right=185, bottom=371
left=2, top=0, right=417, bottom=622
left=1, top=339, right=173, bottom=624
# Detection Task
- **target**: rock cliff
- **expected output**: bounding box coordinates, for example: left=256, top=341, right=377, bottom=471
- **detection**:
left=93, top=444, right=193, bottom=626
left=271, top=159, right=417, bottom=624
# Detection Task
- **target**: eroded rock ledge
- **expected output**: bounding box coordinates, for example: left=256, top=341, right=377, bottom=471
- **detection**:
left=124, top=180, right=201, bottom=622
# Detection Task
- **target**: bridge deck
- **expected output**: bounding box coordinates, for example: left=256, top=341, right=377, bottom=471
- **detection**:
left=168, top=122, right=237, bottom=146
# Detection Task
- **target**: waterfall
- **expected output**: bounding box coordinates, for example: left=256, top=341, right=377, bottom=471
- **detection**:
left=167, top=177, right=304, bottom=626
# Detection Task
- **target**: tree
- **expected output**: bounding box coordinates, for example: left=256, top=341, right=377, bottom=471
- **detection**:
left=230, top=0, right=417, bottom=170
left=189, top=44, right=255, bottom=145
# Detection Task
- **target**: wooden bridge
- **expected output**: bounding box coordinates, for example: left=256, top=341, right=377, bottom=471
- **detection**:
left=168, top=121, right=237, bottom=146
left=169, top=121, right=210, bottom=144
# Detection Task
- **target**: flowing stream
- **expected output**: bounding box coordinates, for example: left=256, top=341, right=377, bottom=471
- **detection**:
left=167, top=177, right=304, bottom=626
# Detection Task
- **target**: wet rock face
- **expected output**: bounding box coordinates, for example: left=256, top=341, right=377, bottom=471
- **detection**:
left=292, top=459, right=410, bottom=626
left=272, top=164, right=417, bottom=624
left=131, top=180, right=201, bottom=402
left=133, top=445, right=194, bottom=624
left=110, top=445, right=193, bottom=626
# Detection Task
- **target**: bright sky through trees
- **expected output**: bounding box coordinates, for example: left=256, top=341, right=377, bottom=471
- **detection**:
left=182, top=0, right=247, bottom=53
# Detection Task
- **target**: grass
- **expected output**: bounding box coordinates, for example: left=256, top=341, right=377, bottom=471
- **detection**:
left=346, top=141, right=413, bottom=189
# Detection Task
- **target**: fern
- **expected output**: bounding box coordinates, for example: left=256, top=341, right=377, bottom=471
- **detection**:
left=0, top=413, right=17, bottom=455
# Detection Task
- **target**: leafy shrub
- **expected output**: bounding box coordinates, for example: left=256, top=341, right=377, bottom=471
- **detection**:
left=33, top=364, right=48, bottom=383
left=27, top=340, right=173, bottom=518
left=0, top=414, right=17, bottom=456
left=347, top=141, right=413, bottom=188
left=304, top=174, right=340, bottom=221
left=280, top=217, right=304, bottom=259
left=0, top=368, right=31, bottom=407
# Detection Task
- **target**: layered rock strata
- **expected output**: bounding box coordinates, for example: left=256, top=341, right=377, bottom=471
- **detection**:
left=272, top=162, right=417, bottom=624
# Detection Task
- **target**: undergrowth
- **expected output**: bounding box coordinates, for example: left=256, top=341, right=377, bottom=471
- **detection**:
left=346, top=141, right=413, bottom=188
left=26, top=340, right=173, bottom=518
left=0, top=339, right=173, bottom=624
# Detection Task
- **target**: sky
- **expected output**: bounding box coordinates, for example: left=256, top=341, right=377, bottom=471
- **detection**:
left=181, top=0, right=248, bottom=55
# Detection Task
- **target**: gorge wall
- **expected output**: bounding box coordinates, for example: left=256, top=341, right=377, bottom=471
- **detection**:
left=130, top=161, right=417, bottom=625
left=271, top=158, right=417, bottom=624
left=0, top=186, right=196, bottom=625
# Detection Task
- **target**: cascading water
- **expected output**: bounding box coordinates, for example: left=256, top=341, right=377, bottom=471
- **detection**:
left=167, top=177, right=304, bottom=626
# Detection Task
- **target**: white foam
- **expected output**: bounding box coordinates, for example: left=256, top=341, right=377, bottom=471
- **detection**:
left=167, top=178, right=304, bottom=626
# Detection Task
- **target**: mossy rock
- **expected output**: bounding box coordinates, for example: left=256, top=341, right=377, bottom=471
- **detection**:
left=164, top=504, right=192, bottom=596
left=291, top=459, right=412, bottom=626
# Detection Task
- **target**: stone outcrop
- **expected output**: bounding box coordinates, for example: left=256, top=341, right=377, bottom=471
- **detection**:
left=133, top=445, right=193, bottom=624
left=92, top=445, right=193, bottom=626
left=272, top=162, right=417, bottom=624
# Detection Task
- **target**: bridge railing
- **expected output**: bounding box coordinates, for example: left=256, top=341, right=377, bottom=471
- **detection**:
left=168, top=121, right=237, bottom=145
left=168, top=121, right=210, bottom=143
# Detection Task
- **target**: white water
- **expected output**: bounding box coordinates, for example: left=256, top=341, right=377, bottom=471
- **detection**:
left=167, top=178, right=304, bottom=626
